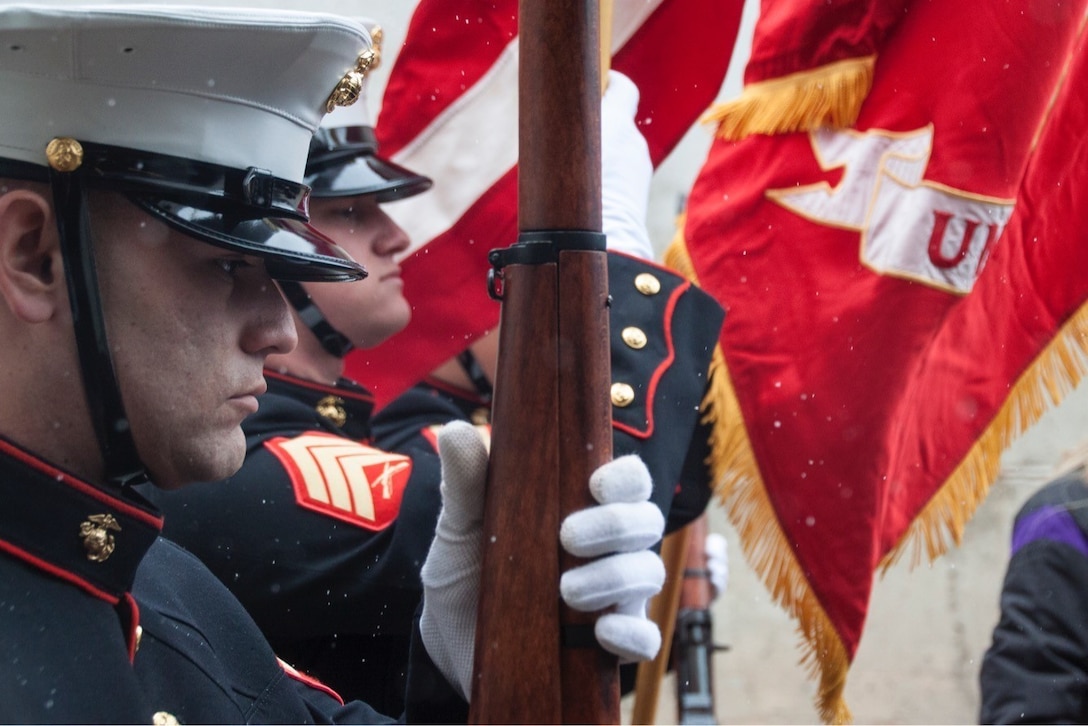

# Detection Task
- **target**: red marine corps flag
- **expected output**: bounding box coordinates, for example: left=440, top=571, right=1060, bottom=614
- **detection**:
left=343, top=0, right=746, bottom=408
left=667, top=0, right=1088, bottom=721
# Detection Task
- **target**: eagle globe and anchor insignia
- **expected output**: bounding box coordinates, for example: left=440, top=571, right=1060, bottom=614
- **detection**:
left=325, top=46, right=379, bottom=113
left=79, top=513, right=121, bottom=562
left=315, top=395, right=348, bottom=428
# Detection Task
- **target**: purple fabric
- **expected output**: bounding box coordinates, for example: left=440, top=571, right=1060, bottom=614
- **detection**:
left=1012, top=504, right=1088, bottom=557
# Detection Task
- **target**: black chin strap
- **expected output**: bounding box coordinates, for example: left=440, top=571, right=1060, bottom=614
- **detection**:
left=279, top=281, right=354, bottom=358
left=50, top=167, right=150, bottom=488
left=456, top=349, right=494, bottom=402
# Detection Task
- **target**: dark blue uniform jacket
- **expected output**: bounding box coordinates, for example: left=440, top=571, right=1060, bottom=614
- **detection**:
left=151, top=375, right=444, bottom=715
left=0, top=434, right=462, bottom=724
left=373, top=252, right=726, bottom=535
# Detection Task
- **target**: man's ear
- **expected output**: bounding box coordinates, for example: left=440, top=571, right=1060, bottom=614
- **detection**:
left=0, top=189, right=63, bottom=323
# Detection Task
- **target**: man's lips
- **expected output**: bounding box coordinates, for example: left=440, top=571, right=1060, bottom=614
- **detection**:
left=230, top=380, right=267, bottom=415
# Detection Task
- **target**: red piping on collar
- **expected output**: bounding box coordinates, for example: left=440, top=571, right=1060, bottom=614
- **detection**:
left=264, top=368, right=375, bottom=405
left=0, top=537, right=121, bottom=606
left=0, top=439, right=163, bottom=529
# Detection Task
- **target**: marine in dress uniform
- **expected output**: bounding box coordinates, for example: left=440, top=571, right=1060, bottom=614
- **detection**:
left=150, top=370, right=445, bottom=715
left=149, top=35, right=443, bottom=711
left=0, top=7, right=471, bottom=722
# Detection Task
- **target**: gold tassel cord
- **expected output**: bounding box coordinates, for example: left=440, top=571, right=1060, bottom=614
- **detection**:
left=702, top=56, right=876, bottom=141
left=664, top=232, right=854, bottom=724
left=883, top=302, right=1088, bottom=572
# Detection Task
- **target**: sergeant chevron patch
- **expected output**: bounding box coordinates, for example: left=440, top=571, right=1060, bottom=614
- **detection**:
left=264, top=432, right=411, bottom=531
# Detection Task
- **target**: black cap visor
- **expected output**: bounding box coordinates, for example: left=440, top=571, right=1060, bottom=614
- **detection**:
left=305, top=151, right=433, bottom=202
left=1, top=141, right=367, bottom=282
left=134, top=197, right=366, bottom=283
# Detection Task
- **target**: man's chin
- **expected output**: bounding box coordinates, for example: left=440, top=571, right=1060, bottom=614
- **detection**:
left=147, top=441, right=246, bottom=490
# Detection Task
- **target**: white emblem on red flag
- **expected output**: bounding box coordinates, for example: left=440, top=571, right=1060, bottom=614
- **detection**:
left=264, top=433, right=412, bottom=531
left=769, top=126, right=1014, bottom=294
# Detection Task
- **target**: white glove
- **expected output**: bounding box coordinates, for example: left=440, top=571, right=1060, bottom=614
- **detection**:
left=559, top=455, right=666, bottom=662
left=601, top=70, right=654, bottom=260
left=705, top=532, right=729, bottom=601
left=419, top=421, right=487, bottom=701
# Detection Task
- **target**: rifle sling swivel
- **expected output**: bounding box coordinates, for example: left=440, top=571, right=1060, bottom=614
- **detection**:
left=487, top=230, right=606, bottom=300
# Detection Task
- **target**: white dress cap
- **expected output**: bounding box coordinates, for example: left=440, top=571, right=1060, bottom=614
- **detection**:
left=0, top=4, right=372, bottom=182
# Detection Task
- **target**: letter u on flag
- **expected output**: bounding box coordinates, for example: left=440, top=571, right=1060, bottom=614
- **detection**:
left=668, top=0, right=1088, bottom=721
left=343, top=0, right=747, bottom=409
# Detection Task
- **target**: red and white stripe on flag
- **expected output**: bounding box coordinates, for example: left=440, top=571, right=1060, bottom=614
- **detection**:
left=343, top=0, right=746, bottom=409
left=672, top=0, right=1088, bottom=721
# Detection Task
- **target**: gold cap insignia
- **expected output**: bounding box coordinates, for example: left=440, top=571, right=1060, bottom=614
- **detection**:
left=79, top=513, right=121, bottom=562
left=325, top=47, right=379, bottom=113
left=45, top=137, right=83, bottom=172
left=316, top=395, right=348, bottom=428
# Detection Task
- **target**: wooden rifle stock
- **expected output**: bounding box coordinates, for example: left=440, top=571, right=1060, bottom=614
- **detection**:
left=468, top=1, right=617, bottom=723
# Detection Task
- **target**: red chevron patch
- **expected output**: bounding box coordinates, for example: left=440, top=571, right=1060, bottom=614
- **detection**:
left=264, top=432, right=412, bottom=531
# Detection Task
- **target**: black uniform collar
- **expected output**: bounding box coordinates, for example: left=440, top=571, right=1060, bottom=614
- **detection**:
left=0, top=434, right=163, bottom=603
left=418, top=377, right=493, bottom=426
left=263, top=369, right=375, bottom=440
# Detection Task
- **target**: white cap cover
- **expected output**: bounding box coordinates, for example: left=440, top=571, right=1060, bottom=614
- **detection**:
left=0, top=4, right=377, bottom=282
left=0, top=4, right=371, bottom=181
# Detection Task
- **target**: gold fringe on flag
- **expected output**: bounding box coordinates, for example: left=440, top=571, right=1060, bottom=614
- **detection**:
left=664, top=229, right=854, bottom=725
left=882, top=301, right=1088, bottom=572
left=701, top=56, right=876, bottom=141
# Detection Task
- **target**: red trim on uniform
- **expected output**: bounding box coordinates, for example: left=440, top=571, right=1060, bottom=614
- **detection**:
left=0, top=439, right=163, bottom=529
left=277, top=658, right=345, bottom=705
left=420, top=426, right=440, bottom=453
left=263, top=368, right=375, bottom=406
left=612, top=280, right=688, bottom=441
left=419, top=376, right=491, bottom=406
left=122, top=592, right=141, bottom=663
left=0, top=537, right=121, bottom=605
